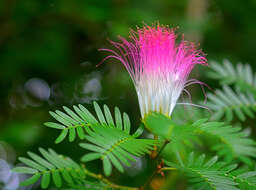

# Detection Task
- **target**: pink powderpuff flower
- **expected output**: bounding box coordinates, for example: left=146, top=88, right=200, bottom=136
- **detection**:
left=99, top=24, right=207, bottom=118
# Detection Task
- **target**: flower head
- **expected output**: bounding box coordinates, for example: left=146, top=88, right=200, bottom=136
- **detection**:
left=100, top=24, right=207, bottom=117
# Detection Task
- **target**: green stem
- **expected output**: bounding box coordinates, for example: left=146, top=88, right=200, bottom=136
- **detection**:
left=161, top=167, right=177, bottom=171
left=154, top=139, right=170, bottom=160
left=83, top=168, right=138, bottom=190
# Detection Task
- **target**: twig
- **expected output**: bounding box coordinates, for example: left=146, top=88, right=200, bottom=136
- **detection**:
left=150, top=135, right=159, bottom=159
left=160, top=167, right=177, bottom=172
left=83, top=167, right=138, bottom=190
left=154, top=139, right=170, bottom=160
left=141, top=139, right=171, bottom=189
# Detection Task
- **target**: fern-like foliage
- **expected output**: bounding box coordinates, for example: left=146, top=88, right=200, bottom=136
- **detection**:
left=46, top=101, right=158, bottom=176
left=208, top=59, right=256, bottom=94
left=205, top=86, right=256, bottom=121
left=12, top=148, right=85, bottom=189
left=45, top=102, right=135, bottom=143
left=144, top=113, right=256, bottom=163
left=193, top=119, right=256, bottom=163
left=230, top=169, right=256, bottom=190
left=79, top=123, right=157, bottom=176
left=165, top=152, right=256, bottom=190
left=45, top=102, right=102, bottom=143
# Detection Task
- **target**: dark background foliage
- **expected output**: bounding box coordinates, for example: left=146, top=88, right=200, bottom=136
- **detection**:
left=0, top=0, right=256, bottom=189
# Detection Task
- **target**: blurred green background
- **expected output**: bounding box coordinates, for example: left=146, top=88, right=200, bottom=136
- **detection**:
left=0, top=0, right=256, bottom=189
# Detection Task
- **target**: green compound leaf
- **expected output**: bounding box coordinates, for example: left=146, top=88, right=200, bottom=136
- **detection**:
left=77, top=104, right=158, bottom=176
left=45, top=101, right=158, bottom=177
left=165, top=153, right=238, bottom=190
left=13, top=148, right=85, bottom=189
left=46, top=102, right=135, bottom=143
left=79, top=121, right=158, bottom=176
left=194, top=119, right=256, bottom=163
left=165, top=152, right=256, bottom=190
left=208, top=59, right=256, bottom=95
left=204, top=86, right=256, bottom=122
left=143, top=115, right=256, bottom=164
